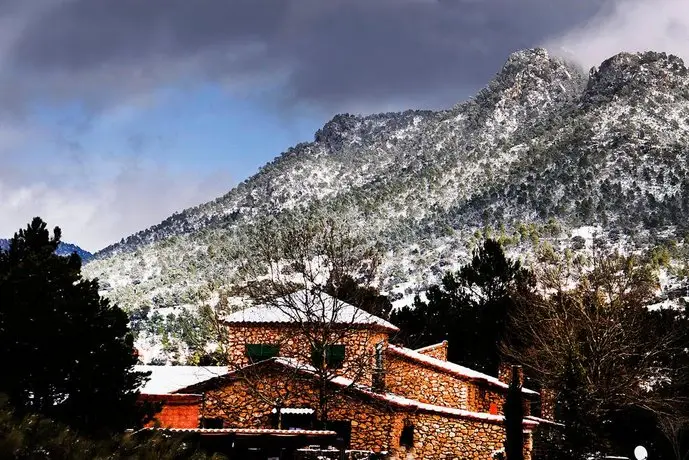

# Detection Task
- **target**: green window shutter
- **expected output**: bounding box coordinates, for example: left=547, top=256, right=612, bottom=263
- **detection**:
left=326, top=344, right=346, bottom=368
left=311, top=346, right=324, bottom=368
left=246, top=344, right=280, bottom=362
left=262, top=344, right=280, bottom=358
left=311, top=345, right=346, bottom=368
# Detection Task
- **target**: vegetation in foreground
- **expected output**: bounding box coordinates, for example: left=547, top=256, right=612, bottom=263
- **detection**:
left=0, top=393, right=223, bottom=460
left=3, top=216, right=689, bottom=458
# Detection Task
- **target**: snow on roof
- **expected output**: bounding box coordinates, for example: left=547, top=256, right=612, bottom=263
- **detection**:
left=136, top=365, right=228, bottom=394
left=139, top=427, right=337, bottom=436
left=414, top=341, right=448, bottom=353
left=525, top=415, right=564, bottom=427
left=224, top=290, right=399, bottom=332
left=387, top=345, right=539, bottom=396
left=229, top=357, right=538, bottom=427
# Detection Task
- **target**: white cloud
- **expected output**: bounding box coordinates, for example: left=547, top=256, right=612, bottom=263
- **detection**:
left=0, top=165, right=231, bottom=252
left=546, top=0, right=689, bottom=68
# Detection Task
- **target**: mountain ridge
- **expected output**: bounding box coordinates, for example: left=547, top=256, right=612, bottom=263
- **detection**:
left=94, top=48, right=587, bottom=260
left=0, top=239, right=93, bottom=261
left=84, top=48, right=689, bottom=339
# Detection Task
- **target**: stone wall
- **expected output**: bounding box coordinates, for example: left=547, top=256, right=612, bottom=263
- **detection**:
left=198, top=362, right=535, bottom=460
left=539, top=389, right=556, bottom=420
left=397, top=413, right=534, bottom=460
left=200, top=365, right=399, bottom=453
left=467, top=384, right=508, bottom=415
left=385, top=349, right=511, bottom=416
left=398, top=412, right=507, bottom=460
left=498, top=363, right=524, bottom=386
left=414, top=341, right=448, bottom=361
left=385, top=351, right=471, bottom=409
left=225, top=323, right=389, bottom=385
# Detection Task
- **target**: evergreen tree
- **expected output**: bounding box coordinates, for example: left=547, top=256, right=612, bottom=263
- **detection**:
left=0, top=218, right=148, bottom=433
left=504, top=366, right=524, bottom=460
left=391, top=239, right=531, bottom=373
left=0, top=393, right=217, bottom=459
left=325, top=274, right=393, bottom=319
left=557, top=357, right=599, bottom=459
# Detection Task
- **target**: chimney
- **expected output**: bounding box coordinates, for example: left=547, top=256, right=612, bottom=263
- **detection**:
left=372, top=341, right=385, bottom=393
left=499, top=362, right=523, bottom=386
left=498, top=362, right=511, bottom=385
left=539, top=388, right=556, bottom=420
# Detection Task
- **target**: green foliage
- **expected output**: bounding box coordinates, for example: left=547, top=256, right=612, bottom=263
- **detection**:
left=646, top=245, right=672, bottom=269
left=325, top=274, right=393, bottom=319
left=391, top=239, right=532, bottom=374
left=0, top=394, right=222, bottom=460
left=0, top=218, right=148, bottom=433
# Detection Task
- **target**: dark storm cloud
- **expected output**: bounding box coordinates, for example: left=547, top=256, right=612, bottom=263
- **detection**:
left=3, top=0, right=607, bottom=113
left=4, top=0, right=688, bottom=250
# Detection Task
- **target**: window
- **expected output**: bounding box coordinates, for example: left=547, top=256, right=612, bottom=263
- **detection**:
left=246, top=344, right=280, bottom=362
left=311, top=344, right=346, bottom=368
left=271, top=408, right=315, bottom=430
left=399, top=422, right=414, bottom=448
left=321, top=420, right=351, bottom=448
left=200, top=417, right=224, bottom=428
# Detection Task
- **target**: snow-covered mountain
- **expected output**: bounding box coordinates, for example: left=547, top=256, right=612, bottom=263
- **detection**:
left=85, top=48, right=689, bottom=324
left=0, top=239, right=93, bottom=261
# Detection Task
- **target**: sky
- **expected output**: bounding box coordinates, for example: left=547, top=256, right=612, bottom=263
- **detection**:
left=1, top=0, right=688, bottom=252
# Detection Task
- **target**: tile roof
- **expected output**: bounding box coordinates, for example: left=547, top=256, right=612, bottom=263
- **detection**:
left=139, top=427, right=337, bottom=436
left=386, top=345, right=539, bottom=396
left=139, top=393, right=202, bottom=403
left=223, top=290, right=399, bottom=332
left=136, top=365, right=228, bottom=394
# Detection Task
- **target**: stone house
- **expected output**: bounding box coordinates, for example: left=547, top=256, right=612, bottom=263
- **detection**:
left=138, top=291, right=554, bottom=459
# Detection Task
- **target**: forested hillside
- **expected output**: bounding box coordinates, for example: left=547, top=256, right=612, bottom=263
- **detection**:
left=83, top=49, right=689, bottom=362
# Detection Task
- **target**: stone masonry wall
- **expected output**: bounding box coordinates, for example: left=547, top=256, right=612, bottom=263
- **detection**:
left=399, top=413, right=508, bottom=460
left=385, top=351, right=471, bottom=409
left=539, top=388, right=556, bottom=420
left=467, top=384, right=507, bottom=415
left=199, top=364, right=534, bottom=459
left=385, top=350, right=511, bottom=416
left=415, top=341, right=448, bottom=361
left=384, top=351, right=531, bottom=417
left=201, top=366, right=399, bottom=453
left=225, top=323, right=389, bottom=385
left=389, top=412, right=533, bottom=460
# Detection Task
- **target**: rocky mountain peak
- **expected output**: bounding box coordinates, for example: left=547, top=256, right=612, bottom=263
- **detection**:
left=501, top=47, right=550, bottom=69
left=585, top=51, right=689, bottom=104
left=456, top=48, right=586, bottom=135
left=496, top=48, right=586, bottom=88
left=314, top=113, right=360, bottom=147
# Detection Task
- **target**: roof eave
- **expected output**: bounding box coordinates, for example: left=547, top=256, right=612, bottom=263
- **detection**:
left=222, top=320, right=398, bottom=333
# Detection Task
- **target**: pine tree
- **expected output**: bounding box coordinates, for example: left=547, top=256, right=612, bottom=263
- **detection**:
left=504, top=366, right=524, bottom=460
left=390, top=239, right=532, bottom=373
left=0, top=218, right=148, bottom=433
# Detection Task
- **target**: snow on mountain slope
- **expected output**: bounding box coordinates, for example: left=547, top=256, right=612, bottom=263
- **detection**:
left=84, top=49, right=689, bottom=356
